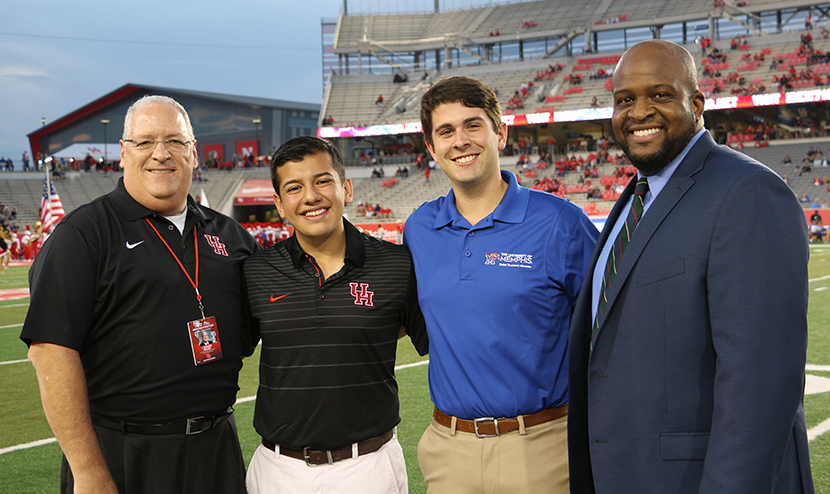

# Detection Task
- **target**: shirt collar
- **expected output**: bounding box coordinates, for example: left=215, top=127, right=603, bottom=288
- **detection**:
left=433, top=170, right=528, bottom=230
left=286, top=218, right=365, bottom=269
left=112, top=177, right=207, bottom=225
left=639, top=128, right=707, bottom=203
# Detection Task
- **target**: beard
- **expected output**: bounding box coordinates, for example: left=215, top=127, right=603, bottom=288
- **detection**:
left=617, top=118, right=698, bottom=176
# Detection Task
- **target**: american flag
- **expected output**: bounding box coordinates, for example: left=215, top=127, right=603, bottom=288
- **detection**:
left=40, top=172, right=65, bottom=233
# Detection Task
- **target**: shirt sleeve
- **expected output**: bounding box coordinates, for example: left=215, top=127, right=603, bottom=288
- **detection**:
left=554, top=206, right=600, bottom=308
left=21, top=221, right=99, bottom=350
left=401, top=260, right=429, bottom=356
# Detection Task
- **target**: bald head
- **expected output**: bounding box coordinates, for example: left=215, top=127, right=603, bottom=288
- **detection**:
left=616, top=40, right=699, bottom=96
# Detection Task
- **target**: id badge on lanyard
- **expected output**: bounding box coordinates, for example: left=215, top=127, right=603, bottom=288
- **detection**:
left=146, top=218, right=224, bottom=366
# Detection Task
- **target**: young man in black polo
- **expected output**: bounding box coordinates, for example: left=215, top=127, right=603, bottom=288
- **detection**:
left=244, top=136, right=427, bottom=494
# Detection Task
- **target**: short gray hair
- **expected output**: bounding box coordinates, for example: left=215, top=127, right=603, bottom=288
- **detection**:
left=122, top=95, right=195, bottom=140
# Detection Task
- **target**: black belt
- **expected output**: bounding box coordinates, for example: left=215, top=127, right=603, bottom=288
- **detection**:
left=262, top=430, right=394, bottom=465
left=91, top=407, right=233, bottom=435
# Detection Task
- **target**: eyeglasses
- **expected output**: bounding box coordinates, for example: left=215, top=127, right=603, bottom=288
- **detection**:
left=123, top=138, right=194, bottom=152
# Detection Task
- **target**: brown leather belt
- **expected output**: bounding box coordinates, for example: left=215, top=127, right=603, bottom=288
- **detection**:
left=433, top=404, right=567, bottom=438
left=262, top=430, right=394, bottom=466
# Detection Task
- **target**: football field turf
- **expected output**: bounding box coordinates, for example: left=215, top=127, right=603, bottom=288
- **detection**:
left=1, top=244, right=830, bottom=493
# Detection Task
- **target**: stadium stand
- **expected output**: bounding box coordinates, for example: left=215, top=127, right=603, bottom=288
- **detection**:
left=4, top=0, right=828, bottom=236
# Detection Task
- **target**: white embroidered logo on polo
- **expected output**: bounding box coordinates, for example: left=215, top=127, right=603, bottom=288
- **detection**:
left=349, top=282, right=374, bottom=306
left=484, top=251, right=533, bottom=268
left=204, top=235, right=228, bottom=256
left=126, top=240, right=145, bottom=249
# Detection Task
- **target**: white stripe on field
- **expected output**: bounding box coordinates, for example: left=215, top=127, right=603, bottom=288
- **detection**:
left=394, top=359, right=429, bottom=370
left=0, top=359, right=430, bottom=455
left=808, top=418, right=830, bottom=442
left=810, top=274, right=830, bottom=283
left=0, top=359, right=29, bottom=366
left=807, top=365, right=830, bottom=371
left=0, top=438, right=57, bottom=455
left=0, top=323, right=23, bottom=330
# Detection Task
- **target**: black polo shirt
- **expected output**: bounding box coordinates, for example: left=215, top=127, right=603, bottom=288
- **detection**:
left=21, top=178, right=260, bottom=421
left=244, top=220, right=428, bottom=450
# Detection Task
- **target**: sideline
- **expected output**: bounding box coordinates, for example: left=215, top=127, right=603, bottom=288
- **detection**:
left=0, top=359, right=430, bottom=455
left=0, top=288, right=29, bottom=301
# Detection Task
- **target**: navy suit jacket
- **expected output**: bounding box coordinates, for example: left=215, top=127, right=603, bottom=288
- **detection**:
left=568, top=131, right=814, bottom=493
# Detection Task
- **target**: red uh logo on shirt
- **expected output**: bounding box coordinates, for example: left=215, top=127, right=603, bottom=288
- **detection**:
left=349, top=282, right=374, bottom=307
left=204, top=235, right=228, bottom=256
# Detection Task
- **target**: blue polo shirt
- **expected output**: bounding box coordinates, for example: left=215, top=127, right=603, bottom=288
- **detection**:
left=404, top=170, right=598, bottom=419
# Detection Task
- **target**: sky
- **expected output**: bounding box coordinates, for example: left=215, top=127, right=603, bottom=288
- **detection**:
left=0, top=0, right=349, bottom=162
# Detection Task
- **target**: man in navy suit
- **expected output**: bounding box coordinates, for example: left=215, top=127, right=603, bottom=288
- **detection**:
left=568, top=39, right=814, bottom=493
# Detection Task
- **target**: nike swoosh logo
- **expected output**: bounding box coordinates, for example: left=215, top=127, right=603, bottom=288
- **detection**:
left=270, top=293, right=292, bottom=302
left=126, top=240, right=145, bottom=250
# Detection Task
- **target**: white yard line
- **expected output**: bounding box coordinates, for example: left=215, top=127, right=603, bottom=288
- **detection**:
left=808, top=418, right=830, bottom=442
left=0, top=437, right=57, bottom=455
left=0, top=359, right=29, bottom=366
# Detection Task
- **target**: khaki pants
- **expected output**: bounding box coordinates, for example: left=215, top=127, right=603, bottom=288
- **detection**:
left=417, top=413, right=568, bottom=494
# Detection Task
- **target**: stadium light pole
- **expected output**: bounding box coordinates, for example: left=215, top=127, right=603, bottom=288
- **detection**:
left=39, top=118, right=47, bottom=171
left=253, top=118, right=261, bottom=159
left=101, top=119, right=110, bottom=165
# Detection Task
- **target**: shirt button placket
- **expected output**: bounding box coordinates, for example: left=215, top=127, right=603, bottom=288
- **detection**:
left=460, top=229, right=475, bottom=280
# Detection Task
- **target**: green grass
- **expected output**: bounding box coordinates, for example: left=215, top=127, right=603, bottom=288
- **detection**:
left=1, top=250, right=829, bottom=493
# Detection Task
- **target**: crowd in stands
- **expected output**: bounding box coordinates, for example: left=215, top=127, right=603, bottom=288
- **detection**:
left=588, top=68, right=610, bottom=81
left=355, top=201, right=393, bottom=219
left=201, top=152, right=267, bottom=171
left=507, top=82, right=534, bottom=110
left=794, top=147, right=830, bottom=176
left=769, top=31, right=830, bottom=90
left=506, top=64, right=569, bottom=111
left=730, top=36, right=750, bottom=51
left=0, top=203, right=20, bottom=233
left=0, top=157, right=17, bottom=171
left=535, top=63, right=564, bottom=82
left=508, top=137, right=636, bottom=204
left=242, top=221, right=292, bottom=248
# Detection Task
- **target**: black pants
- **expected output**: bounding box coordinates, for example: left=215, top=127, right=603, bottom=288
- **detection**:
left=60, top=415, right=246, bottom=494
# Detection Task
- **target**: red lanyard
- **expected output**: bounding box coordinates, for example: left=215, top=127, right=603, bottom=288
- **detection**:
left=145, top=217, right=205, bottom=319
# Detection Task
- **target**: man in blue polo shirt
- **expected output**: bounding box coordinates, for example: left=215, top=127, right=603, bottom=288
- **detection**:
left=404, top=75, right=598, bottom=492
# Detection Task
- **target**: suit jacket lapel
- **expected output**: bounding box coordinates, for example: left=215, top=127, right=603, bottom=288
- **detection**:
left=595, top=132, right=716, bottom=332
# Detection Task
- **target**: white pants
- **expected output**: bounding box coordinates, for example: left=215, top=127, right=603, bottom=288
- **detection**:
left=246, top=433, right=408, bottom=494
